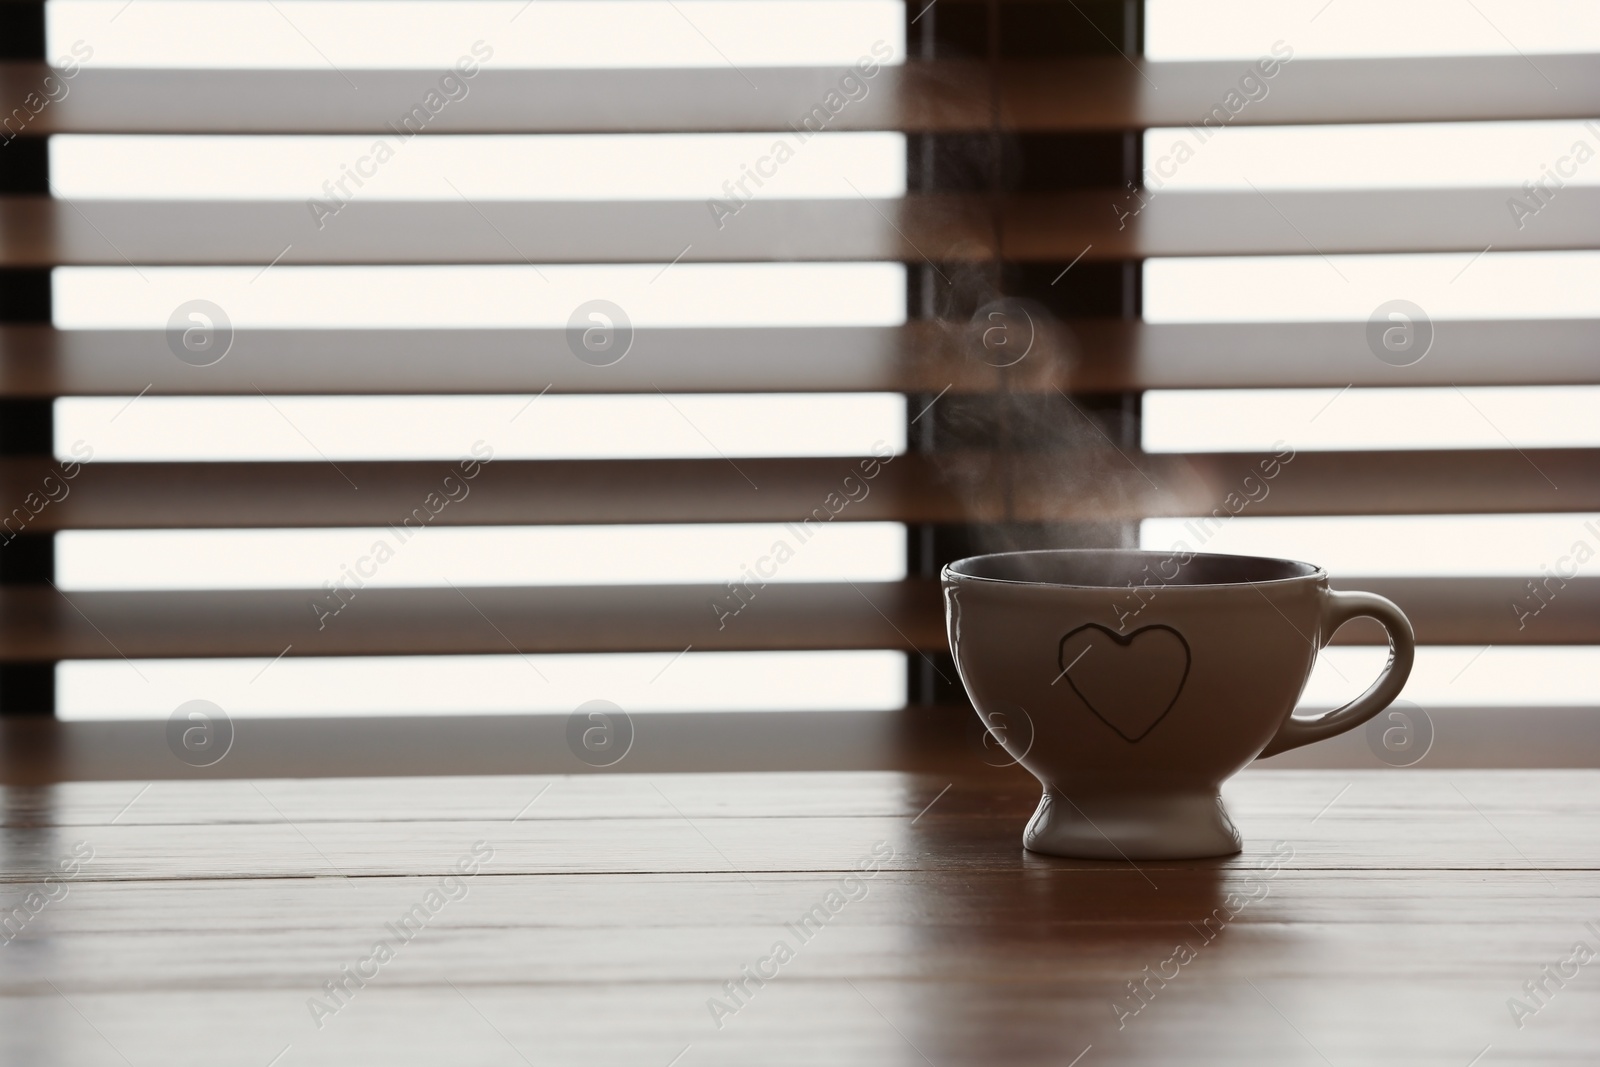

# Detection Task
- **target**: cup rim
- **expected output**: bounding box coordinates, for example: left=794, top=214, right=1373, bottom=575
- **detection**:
left=941, top=548, right=1327, bottom=590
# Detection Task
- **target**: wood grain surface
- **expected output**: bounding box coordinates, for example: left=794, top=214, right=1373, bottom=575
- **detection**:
left=1, top=769, right=1597, bottom=1064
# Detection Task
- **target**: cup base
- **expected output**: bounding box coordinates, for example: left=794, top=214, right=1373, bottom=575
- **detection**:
left=1023, top=788, right=1243, bottom=860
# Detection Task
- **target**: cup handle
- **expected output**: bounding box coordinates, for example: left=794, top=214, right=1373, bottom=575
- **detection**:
left=1258, top=589, right=1416, bottom=759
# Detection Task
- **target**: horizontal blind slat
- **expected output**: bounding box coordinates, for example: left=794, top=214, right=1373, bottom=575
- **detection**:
left=7, top=190, right=1597, bottom=264
left=3, top=577, right=1591, bottom=660
left=1004, top=188, right=1600, bottom=260
left=0, top=196, right=989, bottom=264
left=6, top=321, right=1600, bottom=394
left=6, top=450, right=1596, bottom=527
left=5, top=55, right=1596, bottom=134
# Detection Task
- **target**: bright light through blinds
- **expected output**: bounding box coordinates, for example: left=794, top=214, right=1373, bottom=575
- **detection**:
left=1141, top=386, right=1600, bottom=452
left=47, top=1, right=907, bottom=69
left=1144, top=122, right=1600, bottom=191
left=53, top=265, right=908, bottom=329
left=1143, top=252, right=1600, bottom=323
left=1141, top=514, right=1600, bottom=577
left=50, top=134, right=909, bottom=201
left=57, top=651, right=910, bottom=719
left=57, top=525, right=909, bottom=590
left=1146, top=0, right=1600, bottom=59
left=58, top=394, right=908, bottom=461
left=1303, top=647, right=1600, bottom=709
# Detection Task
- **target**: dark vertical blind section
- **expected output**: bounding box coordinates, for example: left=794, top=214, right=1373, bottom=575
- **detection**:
left=905, top=0, right=1145, bottom=706
left=0, top=0, right=57, bottom=716
left=0, top=0, right=46, bottom=61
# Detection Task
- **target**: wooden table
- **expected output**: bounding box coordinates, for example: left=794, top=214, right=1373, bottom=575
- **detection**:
left=2, top=768, right=1597, bottom=1064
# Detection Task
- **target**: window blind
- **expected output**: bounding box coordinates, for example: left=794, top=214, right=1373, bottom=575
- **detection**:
left=1, top=0, right=1596, bottom=769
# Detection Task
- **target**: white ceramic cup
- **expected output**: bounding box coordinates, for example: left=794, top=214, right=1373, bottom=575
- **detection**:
left=943, top=549, right=1415, bottom=859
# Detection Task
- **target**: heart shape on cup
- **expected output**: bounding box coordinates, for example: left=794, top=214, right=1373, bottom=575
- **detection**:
left=1058, top=623, right=1191, bottom=743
